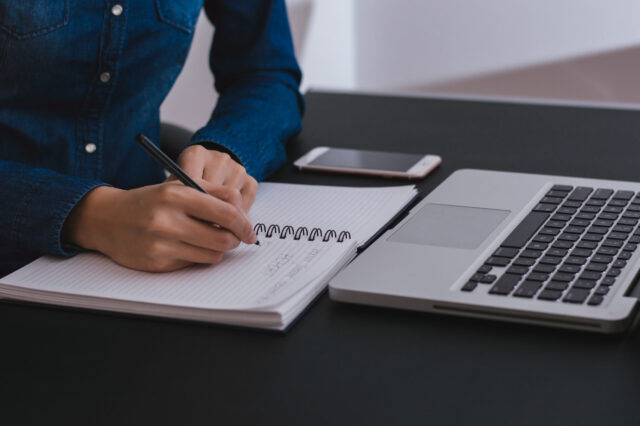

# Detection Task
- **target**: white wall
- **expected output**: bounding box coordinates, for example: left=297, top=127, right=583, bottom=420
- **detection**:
left=353, top=0, right=640, bottom=90
left=161, top=0, right=640, bottom=130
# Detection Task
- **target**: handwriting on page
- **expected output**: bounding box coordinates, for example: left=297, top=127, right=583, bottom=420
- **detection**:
left=256, top=247, right=322, bottom=305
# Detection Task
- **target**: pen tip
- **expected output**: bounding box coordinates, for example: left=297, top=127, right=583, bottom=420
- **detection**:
left=255, top=240, right=261, bottom=246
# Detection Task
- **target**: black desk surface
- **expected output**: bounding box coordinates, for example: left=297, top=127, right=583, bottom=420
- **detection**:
left=3, top=91, right=640, bottom=426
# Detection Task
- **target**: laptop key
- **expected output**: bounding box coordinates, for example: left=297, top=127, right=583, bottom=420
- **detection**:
left=609, top=199, right=629, bottom=207
left=552, top=184, right=574, bottom=192
left=513, top=281, right=542, bottom=298
left=462, top=281, right=477, bottom=292
left=613, top=190, right=634, bottom=200
left=565, top=256, right=586, bottom=266
left=617, top=251, right=632, bottom=260
left=585, top=263, right=607, bottom=273
left=568, top=187, right=593, bottom=201
left=597, top=247, right=619, bottom=256
left=540, top=256, right=562, bottom=265
left=542, top=196, right=563, bottom=205
left=570, top=248, right=592, bottom=257
left=552, top=213, right=572, bottom=221
left=563, top=201, right=583, bottom=208
left=527, top=242, right=549, bottom=251
left=581, top=206, right=601, bottom=214
left=592, top=189, right=613, bottom=199
left=586, top=199, right=606, bottom=207
left=557, top=233, right=579, bottom=242
left=493, top=247, right=519, bottom=258
left=547, top=248, right=568, bottom=257
left=591, top=255, right=613, bottom=264
left=533, top=264, right=556, bottom=273
left=588, top=295, right=604, bottom=306
left=546, top=220, right=566, bottom=229
left=533, top=234, right=554, bottom=243
left=552, top=272, right=575, bottom=282
left=599, top=212, right=619, bottom=220
left=600, top=277, right=616, bottom=286
left=594, top=286, right=609, bottom=295
left=477, top=265, right=493, bottom=274
left=553, top=240, right=574, bottom=249
left=580, top=271, right=602, bottom=281
left=501, top=211, right=550, bottom=248
left=546, top=281, right=569, bottom=291
left=607, top=268, right=622, bottom=277
left=506, top=266, right=529, bottom=275
left=534, top=203, right=557, bottom=213
left=576, top=212, right=596, bottom=220
left=480, top=274, right=497, bottom=284
left=520, top=249, right=543, bottom=259
left=573, top=280, right=596, bottom=290
left=526, top=272, right=549, bottom=282
left=485, top=257, right=510, bottom=267
left=548, top=189, right=570, bottom=198
left=513, top=257, right=535, bottom=267
left=563, top=288, right=590, bottom=304
left=489, top=274, right=521, bottom=295
left=577, top=240, right=598, bottom=249
left=470, top=273, right=485, bottom=282
left=558, top=264, right=580, bottom=274
left=538, top=289, right=563, bottom=301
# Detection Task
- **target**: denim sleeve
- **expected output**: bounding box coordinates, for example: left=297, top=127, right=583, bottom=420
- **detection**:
left=0, top=160, right=107, bottom=258
left=193, top=0, right=304, bottom=181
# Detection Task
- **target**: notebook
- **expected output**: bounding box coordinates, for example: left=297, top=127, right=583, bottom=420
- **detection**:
left=0, top=182, right=417, bottom=330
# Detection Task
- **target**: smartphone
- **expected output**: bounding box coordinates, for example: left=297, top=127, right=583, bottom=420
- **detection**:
left=294, top=147, right=441, bottom=179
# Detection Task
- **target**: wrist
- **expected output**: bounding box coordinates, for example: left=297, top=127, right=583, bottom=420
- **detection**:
left=62, top=186, right=122, bottom=252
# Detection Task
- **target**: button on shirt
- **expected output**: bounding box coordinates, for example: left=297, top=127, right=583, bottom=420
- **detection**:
left=0, top=0, right=303, bottom=275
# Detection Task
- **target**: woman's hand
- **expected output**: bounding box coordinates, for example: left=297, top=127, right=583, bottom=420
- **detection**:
left=62, top=180, right=258, bottom=272
left=171, top=145, right=258, bottom=213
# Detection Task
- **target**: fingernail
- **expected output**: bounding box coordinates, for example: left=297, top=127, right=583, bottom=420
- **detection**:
left=250, top=231, right=258, bottom=244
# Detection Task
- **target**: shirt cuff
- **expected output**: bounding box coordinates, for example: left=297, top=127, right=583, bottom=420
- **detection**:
left=14, top=169, right=109, bottom=258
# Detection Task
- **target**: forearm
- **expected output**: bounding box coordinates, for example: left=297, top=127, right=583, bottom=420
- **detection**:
left=190, top=74, right=303, bottom=180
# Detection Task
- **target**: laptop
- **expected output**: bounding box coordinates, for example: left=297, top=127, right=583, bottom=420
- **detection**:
left=329, top=169, right=640, bottom=333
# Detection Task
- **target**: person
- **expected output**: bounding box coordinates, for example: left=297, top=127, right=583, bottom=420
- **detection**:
left=0, top=1, right=303, bottom=275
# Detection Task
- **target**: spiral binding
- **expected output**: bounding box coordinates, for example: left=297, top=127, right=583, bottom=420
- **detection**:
left=254, top=223, right=351, bottom=242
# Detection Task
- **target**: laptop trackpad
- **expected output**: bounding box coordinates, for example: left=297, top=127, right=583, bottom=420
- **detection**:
left=388, top=203, right=510, bottom=249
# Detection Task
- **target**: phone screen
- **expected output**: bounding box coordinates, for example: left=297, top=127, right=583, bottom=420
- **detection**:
left=308, top=148, right=423, bottom=172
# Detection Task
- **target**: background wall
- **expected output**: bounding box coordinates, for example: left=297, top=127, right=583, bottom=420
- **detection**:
left=161, top=0, right=640, bottom=130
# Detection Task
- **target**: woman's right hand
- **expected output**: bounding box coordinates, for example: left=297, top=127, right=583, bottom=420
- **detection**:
left=62, top=180, right=258, bottom=272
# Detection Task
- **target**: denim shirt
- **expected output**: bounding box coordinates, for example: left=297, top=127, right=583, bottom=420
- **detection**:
left=0, top=0, right=303, bottom=275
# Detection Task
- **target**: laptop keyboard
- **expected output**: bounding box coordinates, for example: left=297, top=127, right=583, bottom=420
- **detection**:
left=462, top=185, right=640, bottom=306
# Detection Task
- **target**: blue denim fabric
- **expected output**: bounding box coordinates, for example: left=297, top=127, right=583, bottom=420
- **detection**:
left=0, top=0, right=303, bottom=275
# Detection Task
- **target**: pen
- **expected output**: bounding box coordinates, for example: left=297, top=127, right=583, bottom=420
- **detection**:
left=135, top=133, right=259, bottom=246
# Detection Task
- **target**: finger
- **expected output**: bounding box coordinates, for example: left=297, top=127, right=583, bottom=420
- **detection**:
left=177, top=215, right=241, bottom=252
left=181, top=189, right=256, bottom=244
left=178, top=148, right=207, bottom=179
left=199, top=181, right=244, bottom=211
left=202, top=164, right=227, bottom=185
left=175, top=242, right=225, bottom=265
left=239, top=177, right=258, bottom=212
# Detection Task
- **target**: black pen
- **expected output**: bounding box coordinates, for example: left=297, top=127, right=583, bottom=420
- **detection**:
left=135, top=133, right=259, bottom=246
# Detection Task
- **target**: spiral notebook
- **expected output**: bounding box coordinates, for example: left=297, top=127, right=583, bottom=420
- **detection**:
left=0, top=182, right=417, bottom=330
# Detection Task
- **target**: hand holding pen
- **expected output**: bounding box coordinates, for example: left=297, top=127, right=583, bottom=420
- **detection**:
left=61, top=135, right=258, bottom=273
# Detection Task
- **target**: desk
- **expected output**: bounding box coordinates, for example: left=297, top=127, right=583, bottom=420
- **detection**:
left=2, top=91, right=640, bottom=425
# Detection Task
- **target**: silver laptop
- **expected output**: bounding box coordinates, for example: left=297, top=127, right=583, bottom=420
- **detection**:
left=329, top=169, right=640, bottom=333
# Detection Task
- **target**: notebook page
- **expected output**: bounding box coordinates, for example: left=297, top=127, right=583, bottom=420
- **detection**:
left=250, top=183, right=416, bottom=245
left=1, top=238, right=357, bottom=311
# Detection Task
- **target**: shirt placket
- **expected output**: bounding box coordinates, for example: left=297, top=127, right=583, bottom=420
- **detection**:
left=76, top=1, right=128, bottom=180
